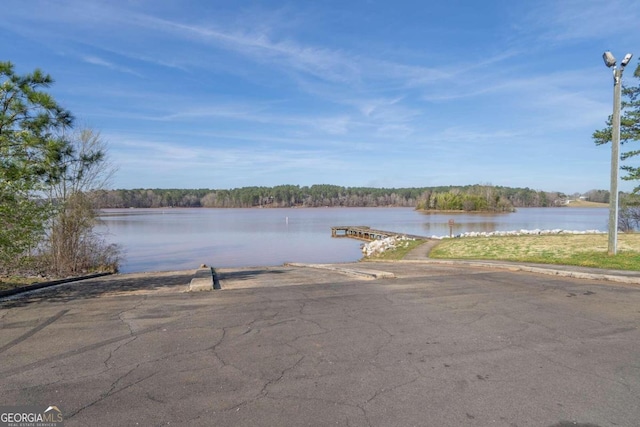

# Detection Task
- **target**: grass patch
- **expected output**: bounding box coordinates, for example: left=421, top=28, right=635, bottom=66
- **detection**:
left=364, top=239, right=426, bottom=261
left=565, top=200, right=608, bottom=208
left=429, top=233, right=640, bottom=270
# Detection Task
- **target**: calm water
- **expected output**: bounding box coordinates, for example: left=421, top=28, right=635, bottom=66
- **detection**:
left=97, top=207, right=609, bottom=273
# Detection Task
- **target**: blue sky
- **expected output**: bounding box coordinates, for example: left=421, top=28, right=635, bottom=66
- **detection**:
left=2, top=0, right=639, bottom=193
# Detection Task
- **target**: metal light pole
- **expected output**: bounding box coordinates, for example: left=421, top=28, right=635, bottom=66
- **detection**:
left=602, top=51, right=632, bottom=255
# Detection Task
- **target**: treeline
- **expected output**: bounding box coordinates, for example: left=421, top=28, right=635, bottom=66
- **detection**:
left=93, top=184, right=567, bottom=210
left=417, top=188, right=514, bottom=212
left=583, top=189, right=609, bottom=203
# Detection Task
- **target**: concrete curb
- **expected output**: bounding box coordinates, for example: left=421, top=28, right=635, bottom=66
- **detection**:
left=188, top=268, right=214, bottom=291
left=187, top=267, right=222, bottom=291
left=396, top=259, right=640, bottom=285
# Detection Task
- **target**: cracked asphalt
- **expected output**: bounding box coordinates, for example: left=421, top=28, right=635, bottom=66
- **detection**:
left=1, top=262, right=639, bottom=427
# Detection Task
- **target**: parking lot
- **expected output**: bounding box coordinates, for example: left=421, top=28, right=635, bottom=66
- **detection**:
left=1, top=261, right=639, bottom=426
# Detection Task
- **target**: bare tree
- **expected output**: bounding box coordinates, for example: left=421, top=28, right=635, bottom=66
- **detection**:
left=619, top=194, right=640, bottom=232
left=43, top=128, right=120, bottom=276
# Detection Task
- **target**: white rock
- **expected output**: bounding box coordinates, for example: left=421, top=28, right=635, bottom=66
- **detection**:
left=362, top=235, right=415, bottom=257
left=431, top=229, right=606, bottom=239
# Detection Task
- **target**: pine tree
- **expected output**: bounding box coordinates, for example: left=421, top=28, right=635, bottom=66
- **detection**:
left=593, top=61, right=640, bottom=192
left=0, top=61, right=73, bottom=271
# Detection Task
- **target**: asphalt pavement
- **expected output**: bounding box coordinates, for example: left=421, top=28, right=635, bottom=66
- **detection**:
left=1, top=261, right=639, bottom=426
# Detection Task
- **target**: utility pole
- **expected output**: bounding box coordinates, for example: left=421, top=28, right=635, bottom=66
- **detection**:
left=602, top=51, right=633, bottom=255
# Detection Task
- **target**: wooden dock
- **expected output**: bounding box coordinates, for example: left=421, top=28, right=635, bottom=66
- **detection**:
left=331, top=226, right=424, bottom=241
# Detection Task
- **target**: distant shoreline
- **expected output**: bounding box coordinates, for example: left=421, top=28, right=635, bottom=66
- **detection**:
left=99, top=204, right=608, bottom=211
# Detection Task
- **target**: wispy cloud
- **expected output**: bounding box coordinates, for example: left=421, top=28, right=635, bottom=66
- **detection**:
left=108, top=135, right=353, bottom=187
left=524, top=0, right=640, bottom=43
left=123, top=12, right=362, bottom=84
left=82, top=55, right=143, bottom=77
left=4, top=0, right=637, bottom=192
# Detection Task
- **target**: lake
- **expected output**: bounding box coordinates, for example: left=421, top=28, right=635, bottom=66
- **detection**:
left=97, top=207, right=609, bottom=273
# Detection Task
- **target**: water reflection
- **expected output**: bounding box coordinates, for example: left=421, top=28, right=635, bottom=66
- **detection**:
left=97, top=207, right=608, bottom=273
left=418, top=208, right=608, bottom=235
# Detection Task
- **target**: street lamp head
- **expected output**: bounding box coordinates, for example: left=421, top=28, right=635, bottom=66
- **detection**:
left=603, top=51, right=616, bottom=68
left=621, top=53, right=633, bottom=67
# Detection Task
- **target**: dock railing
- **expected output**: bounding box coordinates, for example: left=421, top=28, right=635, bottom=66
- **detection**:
left=331, top=226, right=424, bottom=241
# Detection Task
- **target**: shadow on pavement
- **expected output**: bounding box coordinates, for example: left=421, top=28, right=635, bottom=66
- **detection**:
left=1, top=271, right=193, bottom=308
left=218, top=268, right=287, bottom=281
